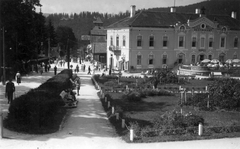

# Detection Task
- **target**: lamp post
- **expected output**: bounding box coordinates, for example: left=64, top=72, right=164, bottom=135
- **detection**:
left=2, top=27, right=6, bottom=85
left=109, top=54, right=113, bottom=75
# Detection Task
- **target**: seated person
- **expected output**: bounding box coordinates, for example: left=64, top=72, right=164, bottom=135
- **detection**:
left=60, top=89, right=76, bottom=102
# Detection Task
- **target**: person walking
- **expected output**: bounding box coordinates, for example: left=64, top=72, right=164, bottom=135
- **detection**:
left=5, top=78, right=15, bottom=104
left=87, top=66, right=91, bottom=75
left=76, top=64, right=79, bottom=73
left=83, top=64, right=86, bottom=72
left=15, top=71, right=21, bottom=85
left=54, top=65, right=57, bottom=75
left=75, top=76, right=81, bottom=96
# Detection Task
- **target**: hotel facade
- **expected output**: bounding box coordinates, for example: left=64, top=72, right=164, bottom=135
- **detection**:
left=106, top=6, right=240, bottom=72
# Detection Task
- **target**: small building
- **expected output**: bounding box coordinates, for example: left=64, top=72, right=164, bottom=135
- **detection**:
left=106, top=5, right=240, bottom=72
left=90, top=17, right=107, bottom=64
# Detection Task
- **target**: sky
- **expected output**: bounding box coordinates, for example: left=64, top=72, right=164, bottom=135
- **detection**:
left=38, top=0, right=205, bottom=14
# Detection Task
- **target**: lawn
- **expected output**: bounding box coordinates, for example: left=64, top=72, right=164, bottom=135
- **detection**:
left=106, top=91, right=240, bottom=142
left=94, top=75, right=240, bottom=143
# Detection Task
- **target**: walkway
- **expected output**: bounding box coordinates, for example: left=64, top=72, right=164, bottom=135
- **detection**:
left=0, top=64, right=240, bottom=149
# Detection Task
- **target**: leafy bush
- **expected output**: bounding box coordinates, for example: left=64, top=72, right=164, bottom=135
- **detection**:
left=185, top=79, right=240, bottom=111
left=123, top=91, right=142, bottom=102
left=4, top=69, right=72, bottom=134
left=104, top=80, right=119, bottom=88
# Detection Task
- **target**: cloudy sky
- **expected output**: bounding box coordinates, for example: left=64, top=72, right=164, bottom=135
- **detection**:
left=39, top=0, right=205, bottom=14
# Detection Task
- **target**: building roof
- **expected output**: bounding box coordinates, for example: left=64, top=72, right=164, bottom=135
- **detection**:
left=107, top=11, right=240, bottom=30
left=90, top=26, right=106, bottom=35
left=92, top=43, right=107, bottom=53
left=93, top=17, right=103, bottom=24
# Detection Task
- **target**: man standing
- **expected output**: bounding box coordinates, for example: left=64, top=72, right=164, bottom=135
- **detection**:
left=5, top=79, right=15, bottom=104
left=75, top=76, right=81, bottom=96
left=54, top=66, right=57, bottom=75
left=87, top=66, right=91, bottom=75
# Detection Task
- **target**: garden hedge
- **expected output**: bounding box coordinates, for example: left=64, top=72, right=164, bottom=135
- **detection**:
left=4, top=69, right=73, bottom=134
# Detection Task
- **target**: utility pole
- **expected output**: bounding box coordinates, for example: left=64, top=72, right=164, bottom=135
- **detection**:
left=67, top=39, right=70, bottom=69
left=2, top=26, right=5, bottom=85
left=48, top=37, right=50, bottom=57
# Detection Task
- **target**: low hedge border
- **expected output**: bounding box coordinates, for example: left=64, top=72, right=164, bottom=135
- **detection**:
left=3, top=69, right=73, bottom=134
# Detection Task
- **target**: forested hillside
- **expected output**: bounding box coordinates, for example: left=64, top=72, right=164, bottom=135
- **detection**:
left=45, top=0, right=240, bottom=41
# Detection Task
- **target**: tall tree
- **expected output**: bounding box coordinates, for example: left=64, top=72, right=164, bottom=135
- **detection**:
left=55, top=26, right=77, bottom=57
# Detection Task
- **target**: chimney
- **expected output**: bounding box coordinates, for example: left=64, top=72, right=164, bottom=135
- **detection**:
left=170, top=7, right=176, bottom=13
left=231, top=11, right=237, bottom=19
left=195, top=8, right=200, bottom=14
left=130, top=5, right=136, bottom=18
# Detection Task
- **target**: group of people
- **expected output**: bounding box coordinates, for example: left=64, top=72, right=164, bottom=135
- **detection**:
left=60, top=75, right=81, bottom=107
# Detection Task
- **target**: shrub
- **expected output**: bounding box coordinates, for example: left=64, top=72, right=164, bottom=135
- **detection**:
left=104, top=80, right=118, bottom=88
left=123, top=91, right=142, bottom=102
left=4, top=69, right=72, bottom=134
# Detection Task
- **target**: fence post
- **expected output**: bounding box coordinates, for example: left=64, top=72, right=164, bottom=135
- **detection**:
left=198, top=123, right=203, bottom=136
left=112, top=106, right=115, bottom=114
left=116, top=113, right=119, bottom=120
left=207, top=94, right=210, bottom=108
left=0, top=111, right=3, bottom=139
left=184, top=90, right=187, bottom=103
left=105, top=96, right=107, bottom=102
left=122, top=119, right=125, bottom=128
left=130, top=128, right=134, bottom=142
left=191, top=89, right=194, bottom=98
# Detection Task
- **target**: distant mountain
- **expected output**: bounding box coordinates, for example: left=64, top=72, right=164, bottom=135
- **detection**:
left=148, top=0, right=240, bottom=20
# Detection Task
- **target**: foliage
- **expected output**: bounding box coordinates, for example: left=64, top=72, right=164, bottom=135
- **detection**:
left=208, top=78, right=240, bottom=110
left=123, top=90, right=142, bottom=102
left=4, top=69, right=72, bottom=134
left=55, top=26, right=77, bottom=57
left=0, top=0, right=47, bottom=73
left=130, top=110, right=204, bottom=137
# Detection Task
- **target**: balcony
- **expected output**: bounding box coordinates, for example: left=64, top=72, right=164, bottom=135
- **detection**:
left=109, top=45, right=121, bottom=55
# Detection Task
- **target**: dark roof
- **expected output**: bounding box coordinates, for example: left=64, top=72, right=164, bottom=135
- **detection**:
left=90, top=26, right=106, bottom=35
left=93, top=17, right=103, bottom=24
left=107, top=11, right=240, bottom=30
left=93, top=43, right=107, bottom=53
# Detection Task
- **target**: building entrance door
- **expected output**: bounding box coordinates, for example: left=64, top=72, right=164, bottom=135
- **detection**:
left=198, top=54, right=205, bottom=62
left=178, top=53, right=185, bottom=64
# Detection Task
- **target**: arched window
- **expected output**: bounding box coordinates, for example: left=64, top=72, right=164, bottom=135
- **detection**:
left=149, top=54, right=154, bottom=65
left=163, top=36, right=168, bottom=47
left=219, top=53, right=225, bottom=63
left=137, top=54, right=142, bottom=65
left=234, top=37, right=238, bottom=48
left=162, top=55, right=167, bottom=64
left=116, top=35, right=119, bottom=46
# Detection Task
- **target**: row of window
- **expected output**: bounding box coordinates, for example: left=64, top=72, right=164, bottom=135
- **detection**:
left=110, top=35, right=239, bottom=49
left=136, top=53, right=237, bottom=66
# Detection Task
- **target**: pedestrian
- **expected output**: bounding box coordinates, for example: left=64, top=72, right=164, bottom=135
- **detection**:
left=5, top=78, right=15, bottom=104
left=76, top=64, right=79, bottom=73
left=54, top=65, right=57, bottom=75
left=75, top=76, right=81, bottom=96
left=47, top=64, right=51, bottom=71
left=40, top=66, right=43, bottom=75
left=15, top=71, right=21, bottom=85
left=87, top=66, right=91, bottom=75
left=83, top=64, right=86, bottom=72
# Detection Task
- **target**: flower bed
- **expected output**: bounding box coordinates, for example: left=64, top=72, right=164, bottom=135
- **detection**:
left=93, top=74, right=240, bottom=142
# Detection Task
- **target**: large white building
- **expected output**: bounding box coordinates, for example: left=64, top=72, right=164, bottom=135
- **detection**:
left=106, top=6, right=240, bottom=72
